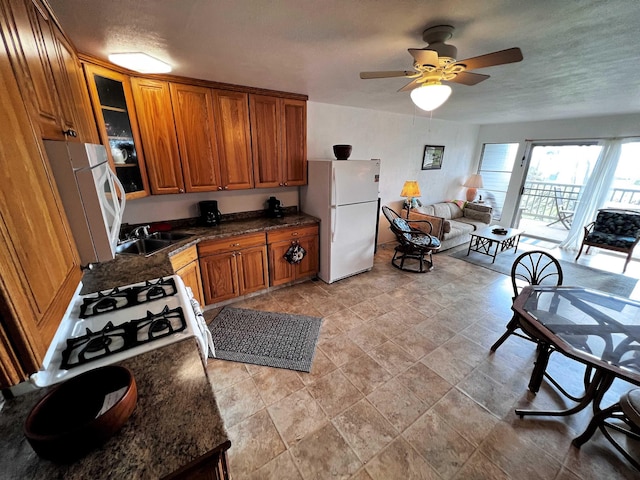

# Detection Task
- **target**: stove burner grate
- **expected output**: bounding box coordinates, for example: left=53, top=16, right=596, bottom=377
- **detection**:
left=62, top=306, right=187, bottom=369
left=80, top=277, right=177, bottom=318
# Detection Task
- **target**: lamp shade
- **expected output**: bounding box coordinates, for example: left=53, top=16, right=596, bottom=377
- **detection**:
left=410, top=84, right=452, bottom=111
left=400, top=181, right=421, bottom=198
left=463, top=174, right=483, bottom=189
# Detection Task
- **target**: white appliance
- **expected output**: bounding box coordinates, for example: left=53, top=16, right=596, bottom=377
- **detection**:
left=44, top=141, right=126, bottom=266
left=301, top=159, right=380, bottom=283
left=31, top=275, right=214, bottom=387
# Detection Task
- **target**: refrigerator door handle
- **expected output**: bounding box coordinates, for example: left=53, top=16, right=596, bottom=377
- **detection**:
left=331, top=206, right=336, bottom=243
left=331, top=166, right=337, bottom=243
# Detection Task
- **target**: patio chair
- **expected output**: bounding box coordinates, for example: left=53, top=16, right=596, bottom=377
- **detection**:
left=546, top=187, right=575, bottom=230
left=491, top=250, right=593, bottom=396
left=572, top=388, right=640, bottom=471
left=382, top=206, right=441, bottom=272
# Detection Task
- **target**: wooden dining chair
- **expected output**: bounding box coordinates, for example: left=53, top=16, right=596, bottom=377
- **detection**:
left=491, top=250, right=593, bottom=397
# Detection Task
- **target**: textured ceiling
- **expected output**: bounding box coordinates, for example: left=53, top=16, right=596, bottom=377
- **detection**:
left=49, top=0, right=640, bottom=124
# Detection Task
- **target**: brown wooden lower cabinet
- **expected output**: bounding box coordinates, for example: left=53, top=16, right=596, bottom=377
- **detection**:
left=267, top=225, right=319, bottom=287
left=198, top=233, right=268, bottom=305
left=169, top=245, right=204, bottom=306
left=163, top=448, right=230, bottom=480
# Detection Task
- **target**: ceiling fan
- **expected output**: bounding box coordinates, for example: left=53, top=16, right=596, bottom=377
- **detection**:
left=360, top=25, right=523, bottom=110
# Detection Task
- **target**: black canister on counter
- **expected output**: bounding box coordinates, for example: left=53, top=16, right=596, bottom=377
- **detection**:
left=199, top=200, right=222, bottom=226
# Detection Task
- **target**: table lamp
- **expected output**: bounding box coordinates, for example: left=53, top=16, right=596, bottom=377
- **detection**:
left=400, top=180, right=421, bottom=217
left=463, top=174, right=483, bottom=202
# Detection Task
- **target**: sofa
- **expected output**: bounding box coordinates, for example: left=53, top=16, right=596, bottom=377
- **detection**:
left=407, top=201, right=493, bottom=251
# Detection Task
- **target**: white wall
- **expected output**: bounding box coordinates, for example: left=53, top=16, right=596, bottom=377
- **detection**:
left=123, top=101, right=481, bottom=244
left=477, top=113, right=640, bottom=226
left=307, top=102, right=480, bottom=243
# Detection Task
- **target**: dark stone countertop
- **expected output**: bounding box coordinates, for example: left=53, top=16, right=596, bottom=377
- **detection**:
left=81, top=212, right=319, bottom=294
left=0, top=338, right=229, bottom=479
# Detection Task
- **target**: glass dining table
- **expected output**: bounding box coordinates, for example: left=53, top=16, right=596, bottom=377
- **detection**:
left=512, top=285, right=640, bottom=418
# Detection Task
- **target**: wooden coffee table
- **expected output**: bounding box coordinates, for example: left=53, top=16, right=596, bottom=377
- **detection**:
left=467, top=226, right=524, bottom=263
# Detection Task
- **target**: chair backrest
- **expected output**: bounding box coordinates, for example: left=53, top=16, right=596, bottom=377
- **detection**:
left=593, top=209, right=640, bottom=238
left=511, top=250, right=563, bottom=298
left=382, top=206, right=412, bottom=241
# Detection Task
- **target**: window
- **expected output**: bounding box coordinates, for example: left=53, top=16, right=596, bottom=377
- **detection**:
left=477, top=143, right=519, bottom=220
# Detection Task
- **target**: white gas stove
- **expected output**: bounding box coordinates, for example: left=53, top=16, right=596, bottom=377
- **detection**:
left=31, top=275, right=213, bottom=387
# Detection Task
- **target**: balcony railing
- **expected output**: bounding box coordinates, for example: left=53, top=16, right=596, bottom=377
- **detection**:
left=520, top=182, right=640, bottom=224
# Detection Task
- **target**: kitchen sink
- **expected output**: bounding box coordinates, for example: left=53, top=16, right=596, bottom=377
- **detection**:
left=147, top=231, right=193, bottom=242
left=116, top=238, right=172, bottom=256
left=116, top=231, right=193, bottom=256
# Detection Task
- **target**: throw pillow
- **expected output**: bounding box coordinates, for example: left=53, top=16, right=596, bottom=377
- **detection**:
left=447, top=199, right=466, bottom=209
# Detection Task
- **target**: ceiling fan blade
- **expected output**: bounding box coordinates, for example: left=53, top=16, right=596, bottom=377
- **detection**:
left=455, top=47, right=523, bottom=71
left=408, top=48, right=439, bottom=67
left=448, top=71, right=490, bottom=86
left=398, top=77, right=423, bottom=92
left=360, top=70, right=418, bottom=79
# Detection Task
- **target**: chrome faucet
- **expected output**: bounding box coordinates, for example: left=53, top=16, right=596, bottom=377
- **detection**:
left=130, top=225, right=151, bottom=239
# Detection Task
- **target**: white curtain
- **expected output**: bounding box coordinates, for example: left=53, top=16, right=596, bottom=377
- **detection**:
left=559, top=139, right=623, bottom=251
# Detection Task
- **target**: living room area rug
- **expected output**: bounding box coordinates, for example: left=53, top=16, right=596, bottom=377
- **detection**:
left=208, top=307, right=322, bottom=372
left=448, top=243, right=638, bottom=298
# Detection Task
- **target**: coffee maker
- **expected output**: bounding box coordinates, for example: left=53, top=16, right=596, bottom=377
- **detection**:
left=199, top=200, right=222, bottom=226
left=267, top=196, right=284, bottom=218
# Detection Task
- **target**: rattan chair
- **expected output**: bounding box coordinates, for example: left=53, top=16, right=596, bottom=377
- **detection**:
left=572, top=388, right=640, bottom=471
left=382, top=206, right=441, bottom=273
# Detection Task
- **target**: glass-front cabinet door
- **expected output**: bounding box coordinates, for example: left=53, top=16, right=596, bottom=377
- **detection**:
left=83, top=63, right=150, bottom=198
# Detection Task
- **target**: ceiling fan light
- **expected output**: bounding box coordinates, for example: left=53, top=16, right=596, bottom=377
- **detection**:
left=108, top=53, right=172, bottom=73
left=410, top=84, right=452, bottom=111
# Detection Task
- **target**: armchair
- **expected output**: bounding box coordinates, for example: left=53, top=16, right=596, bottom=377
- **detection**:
left=575, top=209, right=640, bottom=273
left=382, top=206, right=441, bottom=272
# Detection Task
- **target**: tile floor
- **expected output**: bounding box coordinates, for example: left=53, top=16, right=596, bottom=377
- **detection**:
left=204, top=240, right=640, bottom=479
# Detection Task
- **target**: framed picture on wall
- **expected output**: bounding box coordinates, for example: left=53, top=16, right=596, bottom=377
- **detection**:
left=421, top=145, right=445, bottom=170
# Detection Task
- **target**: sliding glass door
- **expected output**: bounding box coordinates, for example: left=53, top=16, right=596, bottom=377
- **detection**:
left=516, top=142, right=602, bottom=242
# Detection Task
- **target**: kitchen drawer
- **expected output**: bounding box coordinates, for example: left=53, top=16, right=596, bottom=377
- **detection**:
left=169, top=245, right=198, bottom=271
left=198, top=232, right=266, bottom=256
left=267, top=225, right=318, bottom=244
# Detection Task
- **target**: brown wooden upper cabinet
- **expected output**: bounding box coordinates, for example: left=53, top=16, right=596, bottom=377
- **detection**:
left=0, top=18, right=83, bottom=386
left=84, top=64, right=150, bottom=199
left=169, top=83, right=223, bottom=192
left=250, top=95, right=307, bottom=188
left=130, top=78, right=185, bottom=194
left=212, top=90, right=254, bottom=190
left=1, top=0, right=97, bottom=142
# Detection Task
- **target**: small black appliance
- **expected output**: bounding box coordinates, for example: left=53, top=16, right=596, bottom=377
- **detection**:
left=267, top=196, right=284, bottom=218
left=199, top=200, right=222, bottom=226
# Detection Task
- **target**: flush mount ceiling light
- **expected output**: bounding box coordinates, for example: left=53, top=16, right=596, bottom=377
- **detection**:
left=410, top=83, right=452, bottom=111
left=108, top=53, right=172, bottom=74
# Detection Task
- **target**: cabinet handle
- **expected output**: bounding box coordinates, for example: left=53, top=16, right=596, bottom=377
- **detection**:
left=231, top=243, right=241, bottom=247
left=224, top=186, right=229, bottom=190
left=63, top=129, right=78, bottom=137
left=237, top=252, right=242, bottom=256
left=179, top=188, right=184, bottom=193
left=279, top=182, right=283, bottom=186
left=291, top=232, right=298, bottom=236
left=217, top=186, right=223, bottom=191
left=284, top=182, right=288, bottom=186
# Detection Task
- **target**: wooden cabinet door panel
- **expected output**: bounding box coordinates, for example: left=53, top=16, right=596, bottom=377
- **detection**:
left=250, top=94, right=281, bottom=188
left=2, top=0, right=62, bottom=139
left=237, top=246, right=269, bottom=295
left=212, top=90, right=253, bottom=190
left=296, top=235, right=319, bottom=279
left=268, top=242, right=295, bottom=287
left=176, top=260, right=205, bottom=307
left=131, top=78, right=184, bottom=194
left=53, top=30, right=98, bottom=143
left=170, top=83, right=222, bottom=192
left=282, top=99, right=307, bottom=186
left=200, top=254, right=239, bottom=304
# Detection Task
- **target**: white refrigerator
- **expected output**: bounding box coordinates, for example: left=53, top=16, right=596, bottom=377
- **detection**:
left=301, top=159, right=380, bottom=283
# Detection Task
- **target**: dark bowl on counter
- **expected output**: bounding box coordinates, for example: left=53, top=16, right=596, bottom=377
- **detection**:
left=24, top=366, right=137, bottom=463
